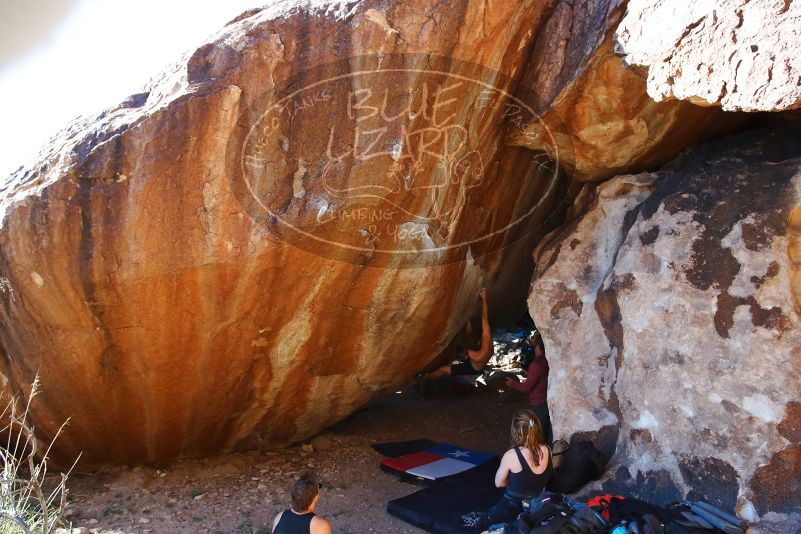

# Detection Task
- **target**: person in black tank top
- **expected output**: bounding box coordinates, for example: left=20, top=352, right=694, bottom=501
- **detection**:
left=505, top=446, right=553, bottom=500
left=272, top=471, right=332, bottom=534
left=474, top=409, right=553, bottom=531
left=273, top=509, right=315, bottom=534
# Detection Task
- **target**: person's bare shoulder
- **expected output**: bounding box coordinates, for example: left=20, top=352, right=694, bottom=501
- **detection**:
left=310, top=515, right=332, bottom=534
left=501, top=447, right=517, bottom=466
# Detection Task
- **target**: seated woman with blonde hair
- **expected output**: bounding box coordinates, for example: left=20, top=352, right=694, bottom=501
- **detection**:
left=474, top=409, right=553, bottom=531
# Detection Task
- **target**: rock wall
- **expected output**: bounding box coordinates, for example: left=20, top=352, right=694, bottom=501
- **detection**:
left=0, top=0, right=581, bottom=465
left=616, top=0, right=801, bottom=112
left=508, top=0, right=743, bottom=182
left=1, top=0, right=799, bottom=484
left=4, top=0, right=725, bottom=465
left=529, top=127, right=801, bottom=523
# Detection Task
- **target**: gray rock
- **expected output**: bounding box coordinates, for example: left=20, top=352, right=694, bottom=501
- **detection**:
left=530, top=127, right=801, bottom=523
left=616, top=0, right=801, bottom=111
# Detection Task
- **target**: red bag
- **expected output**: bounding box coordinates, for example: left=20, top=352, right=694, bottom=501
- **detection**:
left=587, top=494, right=625, bottom=520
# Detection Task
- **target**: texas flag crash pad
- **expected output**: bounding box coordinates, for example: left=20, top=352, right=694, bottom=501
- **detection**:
left=381, top=443, right=495, bottom=481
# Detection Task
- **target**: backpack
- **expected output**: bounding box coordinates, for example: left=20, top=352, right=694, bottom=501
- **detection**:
left=614, top=514, right=664, bottom=534
left=666, top=501, right=748, bottom=534
left=664, top=501, right=746, bottom=534
left=560, top=506, right=610, bottom=533
left=548, top=441, right=607, bottom=494
left=589, top=496, right=667, bottom=534
left=552, top=440, right=570, bottom=470
left=587, top=494, right=625, bottom=520
left=507, top=492, right=610, bottom=534
left=503, top=502, right=572, bottom=534
left=607, top=497, right=673, bottom=525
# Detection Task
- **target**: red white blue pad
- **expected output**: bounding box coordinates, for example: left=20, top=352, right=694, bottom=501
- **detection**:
left=381, top=443, right=495, bottom=481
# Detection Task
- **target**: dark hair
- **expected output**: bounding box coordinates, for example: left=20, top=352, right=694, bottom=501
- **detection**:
left=465, top=330, right=482, bottom=351
left=291, top=471, right=320, bottom=511
left=529, top=331, right=545, bottom=353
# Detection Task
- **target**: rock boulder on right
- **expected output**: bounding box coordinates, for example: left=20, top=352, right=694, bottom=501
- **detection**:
left=616, top=0, right=801, bottom=112
left=529, top=126, right=801, bottom=527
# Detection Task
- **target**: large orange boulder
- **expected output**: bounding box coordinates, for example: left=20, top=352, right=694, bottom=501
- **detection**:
left=0, top=0, right=765, bottom=466
left=0, top=0, right=571, bottom=464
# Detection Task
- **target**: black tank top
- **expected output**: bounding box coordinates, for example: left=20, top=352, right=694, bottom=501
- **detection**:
left=274, top=509, right=315, bottom=534
left=505, top=446, right=553, bottom=500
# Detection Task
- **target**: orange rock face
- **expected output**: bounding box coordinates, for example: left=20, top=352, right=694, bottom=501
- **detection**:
left=0, top=0, right=749, bottom=465
left=508, top=0, right=742, bottom=182
left=0, top=0, right=572, bottom=465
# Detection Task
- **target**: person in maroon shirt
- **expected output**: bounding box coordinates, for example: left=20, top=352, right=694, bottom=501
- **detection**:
left=506, top=330, right=553, bottom=445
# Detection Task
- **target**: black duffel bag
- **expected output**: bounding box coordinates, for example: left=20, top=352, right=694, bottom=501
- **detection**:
left=547, top=441, right=607, bottom=494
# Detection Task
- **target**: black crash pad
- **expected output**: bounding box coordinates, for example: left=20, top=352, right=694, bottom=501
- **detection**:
left=372, top=439, right=438, bottom=457
left=387, top=459, right=502, bottom=534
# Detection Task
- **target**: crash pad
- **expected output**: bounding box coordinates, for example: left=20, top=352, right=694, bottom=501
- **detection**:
left=371, top=439, right=438, bottom=457
left=387, top=463, right=502, bottom=534
left=381, top=443, right=495, bottom=481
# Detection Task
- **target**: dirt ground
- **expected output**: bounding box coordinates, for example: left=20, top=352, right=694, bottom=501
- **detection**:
left=58, top=344, right=799, bottom=534
left=64, top=379, right=529, bottom=534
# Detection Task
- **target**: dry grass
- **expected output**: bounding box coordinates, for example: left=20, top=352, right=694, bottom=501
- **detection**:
left=0, top=377, right=79, bottom=533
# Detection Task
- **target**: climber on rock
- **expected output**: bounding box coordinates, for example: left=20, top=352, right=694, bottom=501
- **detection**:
left=423, top=288, right=493, bottom=379
left=506, top=330, right=553, bottom=445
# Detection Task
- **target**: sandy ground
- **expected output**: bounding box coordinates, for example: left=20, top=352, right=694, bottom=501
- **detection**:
left=64, top=379, right=529, bottom=534
left=56, top=326, right=800, bottom=534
